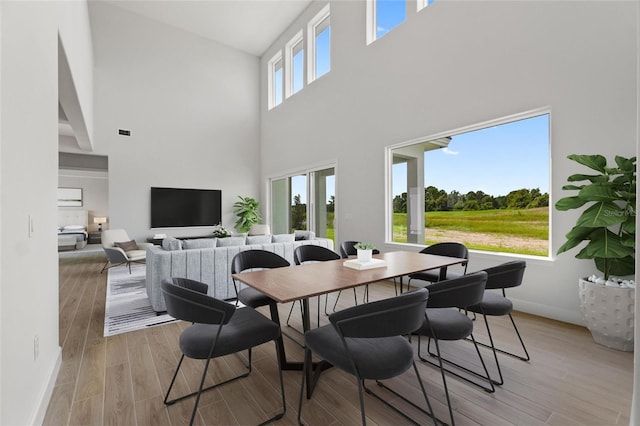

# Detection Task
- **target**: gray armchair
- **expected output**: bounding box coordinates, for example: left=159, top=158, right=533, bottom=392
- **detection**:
left=100, top=229, right=153, bottom=273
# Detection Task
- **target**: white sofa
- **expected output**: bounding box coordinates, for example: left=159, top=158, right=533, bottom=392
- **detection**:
left=145, top=231, right=334, bottom=312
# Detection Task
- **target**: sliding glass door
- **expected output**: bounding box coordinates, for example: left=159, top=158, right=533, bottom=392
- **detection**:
left=270, top=165, right=336, bottom=243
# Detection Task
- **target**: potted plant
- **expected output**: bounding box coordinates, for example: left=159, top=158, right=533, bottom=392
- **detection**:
left=233, top=196, right=262, bottom=233
left=555, top=154, right=636, bottom=351
left=211, top=223, right=232, bottom=238
left=354, top=242, right=376, bottom=262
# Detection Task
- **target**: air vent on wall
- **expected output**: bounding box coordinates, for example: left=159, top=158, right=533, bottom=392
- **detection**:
left=118, top=129, right=131, bottom=136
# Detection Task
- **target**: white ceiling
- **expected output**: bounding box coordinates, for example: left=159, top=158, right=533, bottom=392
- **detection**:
left=103, top=0, right=313, bottom=57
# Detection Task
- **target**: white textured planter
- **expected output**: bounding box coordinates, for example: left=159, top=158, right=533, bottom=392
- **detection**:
left=578, top=278, right=635, bottom=351
left=357, top=249, right=372, bottom=262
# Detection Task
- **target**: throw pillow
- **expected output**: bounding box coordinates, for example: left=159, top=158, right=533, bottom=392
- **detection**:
left=272, top=233, right=295, bottom=243
left=115, top=240, right=139, bottom=251
left=182, top=238, right=217, bottom=249
left=162, top=237, right=183, bottom=251
left=216, top=236, right=246, bottom=247
left=246, top=235, right=272, bottom=245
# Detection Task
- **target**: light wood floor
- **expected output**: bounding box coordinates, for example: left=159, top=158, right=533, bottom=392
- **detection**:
left=44, top=252, right=633, bottom=426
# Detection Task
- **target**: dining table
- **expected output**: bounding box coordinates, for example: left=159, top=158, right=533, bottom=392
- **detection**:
left=231, top=250, right=467, bottom=395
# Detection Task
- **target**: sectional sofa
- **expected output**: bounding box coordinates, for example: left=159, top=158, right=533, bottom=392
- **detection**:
left=145, top=231, right=334, bottom=312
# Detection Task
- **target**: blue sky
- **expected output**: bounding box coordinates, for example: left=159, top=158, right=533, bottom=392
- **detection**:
left=393, top=114, right=550, bottom=197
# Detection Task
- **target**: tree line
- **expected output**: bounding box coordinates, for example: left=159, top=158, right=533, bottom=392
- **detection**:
left=393, top=186, right=549, bottom=213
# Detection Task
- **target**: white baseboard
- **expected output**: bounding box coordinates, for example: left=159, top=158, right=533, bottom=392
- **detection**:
left=511, top=297, right=584, bottom=326
left=30, top=346, right=62, bottom=426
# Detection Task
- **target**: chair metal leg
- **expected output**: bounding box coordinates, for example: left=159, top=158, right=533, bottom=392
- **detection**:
left=100, top=260, right=110, bottom=273
left=100, top=260, right=127, bottom=273
left=475, top=312, right=530, bottom=361
left=367, top=362, right=440, bottom=425
left=165, top=344, right=284, bottom=426
left=356, top=379, right=367, bottom=425
left=471, top=312, right=530, bottom=385
left=420, top=334, right=495, bottom=393
left=332, top=288, right=359, bottom=312
left=419, top=335, right=456, bottom=426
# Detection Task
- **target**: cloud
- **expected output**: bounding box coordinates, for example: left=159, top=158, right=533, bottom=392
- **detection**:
left=442, top=147, right=459, bottom=155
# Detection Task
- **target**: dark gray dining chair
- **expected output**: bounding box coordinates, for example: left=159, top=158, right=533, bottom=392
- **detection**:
left=231, top=249, right=290, bottom=308
left=337, top=240, right=382, bottom=306
left=161, top=278, right=286, bottom=426
left=287, top=244, right=341, bottom=330
left=466, top=260, right=529, bottom=385
left=298, top=287, right=437, bottom=426
left=407, top=242, right=469, bottom=290
left=414, top=271, right=493, bottom=426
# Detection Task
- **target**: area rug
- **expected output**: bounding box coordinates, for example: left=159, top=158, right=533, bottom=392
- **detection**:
left=104, top=264, right=177, bottom=337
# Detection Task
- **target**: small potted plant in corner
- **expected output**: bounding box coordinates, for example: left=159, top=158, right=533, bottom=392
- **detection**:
left=233, top=196, right=262, bottom=233
left=354, top=242, right=376, bottom=263
left=555, top=154, right=636, bottom=351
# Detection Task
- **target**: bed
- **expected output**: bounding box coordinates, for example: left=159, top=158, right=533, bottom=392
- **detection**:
left=58, top=210, right=89, bottom=251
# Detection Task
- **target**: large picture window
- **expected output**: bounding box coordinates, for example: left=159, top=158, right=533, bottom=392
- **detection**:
left=388, top=110, right=550, bottom=257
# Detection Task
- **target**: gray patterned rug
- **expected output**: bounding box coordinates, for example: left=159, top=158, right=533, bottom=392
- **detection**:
left=104, top=264, right=177, bottom=337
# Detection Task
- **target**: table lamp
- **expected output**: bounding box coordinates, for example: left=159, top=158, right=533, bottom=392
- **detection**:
left=94, top=216, right=107, bottom=232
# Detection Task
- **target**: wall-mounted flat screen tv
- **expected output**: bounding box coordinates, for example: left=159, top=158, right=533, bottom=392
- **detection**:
left=151, top=187, right=222, bottom=228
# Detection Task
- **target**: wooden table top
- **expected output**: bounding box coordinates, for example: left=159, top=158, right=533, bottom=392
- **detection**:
left=231, top=250, right=466, bottom=303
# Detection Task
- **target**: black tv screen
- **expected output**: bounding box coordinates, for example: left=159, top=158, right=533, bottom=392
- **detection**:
left=151, top=187, right=222, bottom=228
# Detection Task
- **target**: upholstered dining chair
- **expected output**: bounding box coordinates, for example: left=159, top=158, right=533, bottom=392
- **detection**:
left=161, top=278, right=286, bottom=426
left=414, top=271, right=493, bottom=426
left=231, top=249, right=290, bottom=309
left=288, top=245, right=341, bottom=330
left=407, top=242, right=469, bottom=290
left=466, top=260, right=529, bottom=385
left=336, top=240, right=382, bottom=307
left=298, top=287, right=437, bottom=426
left=231, top=250, right=291, bottom=344
left=100, top=229, right=153, bottom=273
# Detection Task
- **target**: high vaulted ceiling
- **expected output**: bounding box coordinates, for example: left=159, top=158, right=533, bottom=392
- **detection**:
left=103, top=0, right=313, bottom=57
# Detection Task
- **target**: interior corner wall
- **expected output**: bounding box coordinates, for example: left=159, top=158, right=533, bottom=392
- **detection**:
left=57, top=0, right=94, bottom=150
left=260, top=1, right=638, bottom=325
left=88, top=2, right=261, bottom=240
left=1, top=2, right=60, bottom=425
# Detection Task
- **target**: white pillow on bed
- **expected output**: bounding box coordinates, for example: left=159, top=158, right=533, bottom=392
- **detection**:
left=63, top=225, right=85, bottom=231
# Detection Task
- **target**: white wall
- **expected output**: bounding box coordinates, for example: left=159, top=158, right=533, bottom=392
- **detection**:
left=260, top=1, right=638, bottom=325
left=0, top=2, right=60, bottom=424
left=58, top=169, right=109, bottom=231
left=57, top=1, right=94, bottom=151
left=88, top=2, right=262, bottom=241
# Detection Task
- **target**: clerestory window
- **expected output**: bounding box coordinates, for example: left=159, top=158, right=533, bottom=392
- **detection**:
left=268, top=51, right=283, bottom=110
left=307, top=4, right=331, bottom=83
left=285, top=31, right=305, bottom=98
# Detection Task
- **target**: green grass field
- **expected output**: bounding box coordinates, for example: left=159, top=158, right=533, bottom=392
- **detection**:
left=393, top=207, right=549, bottom=256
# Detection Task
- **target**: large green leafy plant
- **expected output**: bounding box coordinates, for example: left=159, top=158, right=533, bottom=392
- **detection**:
left=233, top=196, right=262, bottom=233
left=555, top=154, right=636, bottom=280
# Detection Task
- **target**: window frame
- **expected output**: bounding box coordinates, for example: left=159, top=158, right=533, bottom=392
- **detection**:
left=285, top=30, right=304, bottom=99
left=267, top=50, right=283, bottom=110
left=307, top=3, right=331, bottom=84
left=385, top=107, right=552, bottom=257
left=366, top=0, right=408, bottom=45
